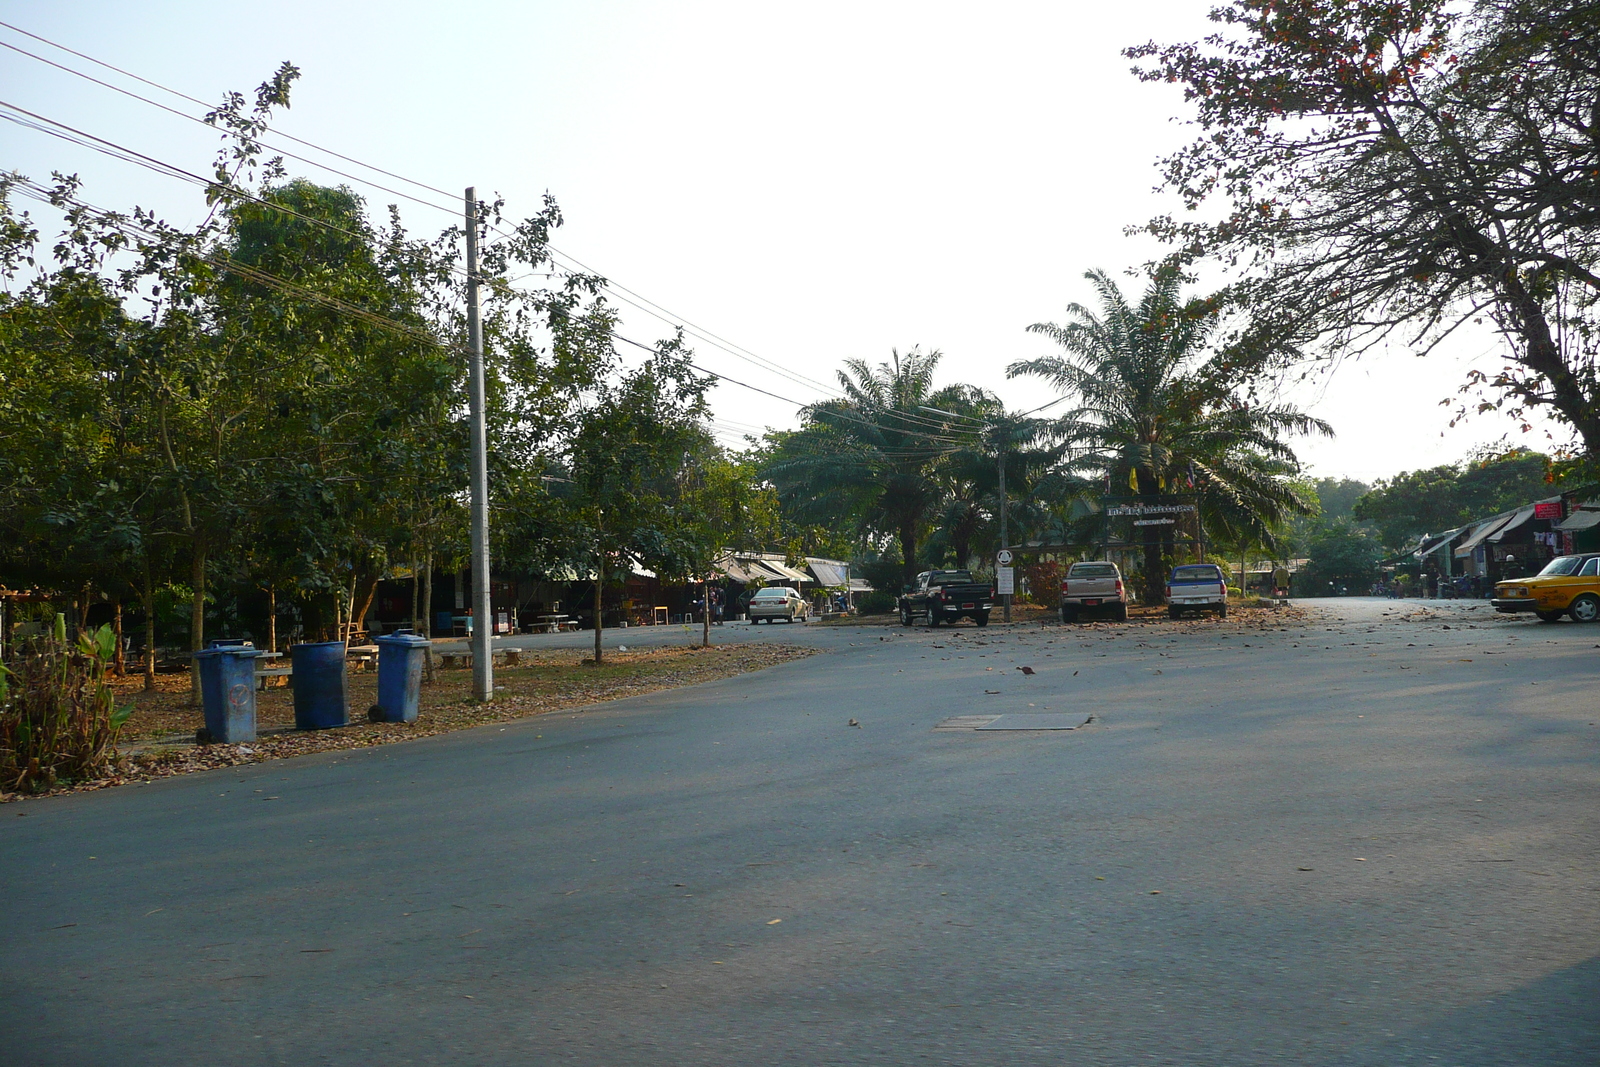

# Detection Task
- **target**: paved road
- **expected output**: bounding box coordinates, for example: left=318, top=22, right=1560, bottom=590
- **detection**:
left=4, top=599, right=1597, bottom=1065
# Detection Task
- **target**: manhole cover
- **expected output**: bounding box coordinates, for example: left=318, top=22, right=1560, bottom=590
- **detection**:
left=934, top=715, right=1001, bottom=730
left=935, top=714, right=1092, bottom=731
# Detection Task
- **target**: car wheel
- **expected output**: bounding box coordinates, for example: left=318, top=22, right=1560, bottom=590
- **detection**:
left=1061, top=606, right=1078, bottom=624
left=1168, top=606, right=1182, bottom=620
left=926, top=608, right=940, bottom=627
left=1570, top=594, right=1600, bottom=623
left=1218, top=603, right=1227, bottom=619
left=975, top=612, right=989, bottom=627
left=1115, top=604, right=1128, bottom=622
left=1536, top=610, right=1564, bottom=623
left=900, top=606, right=913, bottom=627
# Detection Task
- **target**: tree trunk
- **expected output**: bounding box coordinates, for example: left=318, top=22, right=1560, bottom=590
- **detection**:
left=351, top=572, right=380, bottom=636
left=1136, top=472, right=1164, bottom=605
left=345, top=571, right=358, bottom=645
left=189, top=543, right=206, bottom=704
left=410, top=559, right=420, bottom=633
left=112, top=599, right=125, bottom=675
left=593, top=554, right=604, bottom=665
left=421, top=552, right=434, bottom=684
left=141, top=557, right=157, bottom=692
left=899, top=521, right=919, bottom=591
left=267, top=584, right=277, bottom=654
left=702, top=575, right=710, bottom=649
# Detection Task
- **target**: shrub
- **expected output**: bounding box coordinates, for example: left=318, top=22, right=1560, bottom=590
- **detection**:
left=1021, top=561, right=1062, bottom=607
left=0, top=619, right=134, bottom=794
left=855, top=590, right=896, bottom=615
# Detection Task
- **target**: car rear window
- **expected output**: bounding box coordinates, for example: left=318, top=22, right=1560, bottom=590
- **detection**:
left=1172, top=566, right=1221, bottom=581
left=752, top=589, right=787, bottom=599
left=1069, top=564, right=1118, bottom=578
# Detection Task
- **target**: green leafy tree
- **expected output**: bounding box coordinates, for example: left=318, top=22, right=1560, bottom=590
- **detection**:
left=1300, top=520, right=1383, bottom=596
left=0, top=176, right=177, bottom=687
left=564, top=341, right=716, bottom=663
left=681, top=449, right=783, bottom=646
left=1352, top=448, right=1558, bottom=549
left=1128, top=0, right=1600, bottom=454
left=1311, top=478, right=1371, bottom=522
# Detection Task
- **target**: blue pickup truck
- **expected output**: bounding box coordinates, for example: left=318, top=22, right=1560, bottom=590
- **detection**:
left=1166, top=563, right=1228, bottom=619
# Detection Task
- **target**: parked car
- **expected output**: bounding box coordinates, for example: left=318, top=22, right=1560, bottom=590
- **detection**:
left=747, top=586, right=810, bottom=624
left=1492, top=553, right=1600, bottom=623
left=899, top=570, right=994, bottom=627
left=1166, top=563, right=1228, bottom=618
left=1060, top=561, right=1128, bottom=623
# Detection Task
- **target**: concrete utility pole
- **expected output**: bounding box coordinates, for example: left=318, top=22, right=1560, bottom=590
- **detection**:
left=998, top=439, right=1010, bottom=624
left=465, top=187, right=493, bottom=702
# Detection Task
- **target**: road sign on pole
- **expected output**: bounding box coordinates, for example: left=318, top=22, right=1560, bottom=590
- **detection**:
left=996, top=549, right=1013, bottom=566
left=996, top=567, right=1015, bottom=596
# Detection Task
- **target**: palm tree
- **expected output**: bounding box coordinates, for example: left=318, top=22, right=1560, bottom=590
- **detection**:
left=1010, top=269, right=1330, bottom=602
left=920, top=402, right=1062, bottom=569
left=763, top=348, right=974, bottom=589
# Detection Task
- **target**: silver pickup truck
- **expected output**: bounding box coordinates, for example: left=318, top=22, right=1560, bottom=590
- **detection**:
left=1060, top=561, right=1128, bottom=623
left=1166, top=563, right=1228, bottom=618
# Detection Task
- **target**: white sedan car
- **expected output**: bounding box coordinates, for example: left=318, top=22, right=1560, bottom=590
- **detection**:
left=747, top=586, right=810, bottom=623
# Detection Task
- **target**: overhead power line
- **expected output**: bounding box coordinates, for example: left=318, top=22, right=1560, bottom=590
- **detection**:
left=0, top=20, right=904, bottom=417
left=1, top=23, right=991, bottom=440
left=0, top=19, right=460, bottom=203
left=9, top=175, right=979, bottom=455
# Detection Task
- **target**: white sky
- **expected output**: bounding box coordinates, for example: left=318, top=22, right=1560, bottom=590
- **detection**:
left=0, top=0, right=1565, bottom=483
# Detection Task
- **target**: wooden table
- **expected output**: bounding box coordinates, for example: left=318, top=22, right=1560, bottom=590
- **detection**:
left=535, top=614, right=569, bottom=634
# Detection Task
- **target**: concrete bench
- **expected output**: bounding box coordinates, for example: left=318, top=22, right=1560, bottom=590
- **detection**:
left=438, top=650, right=518, bottom=669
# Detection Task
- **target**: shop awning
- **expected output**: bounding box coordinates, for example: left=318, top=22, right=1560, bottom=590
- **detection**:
left=753, top=558, right=812, bottom=583
left=1416, top=527, right=1465, bottom=558
left=1488, top=506, right=1537, bottom=542
left=1455, top=514, right=1515, bottom=557
left=848, top=578, right=874, bottom=593
left=1556, top=506, right=1600, bottom=532
left=716, top=556, right=767, bottom=584
left=808, top=560, right=849, bottom=587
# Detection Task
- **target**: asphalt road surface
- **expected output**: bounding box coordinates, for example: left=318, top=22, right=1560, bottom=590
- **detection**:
left=4, top=599, right=1597, bottom=1065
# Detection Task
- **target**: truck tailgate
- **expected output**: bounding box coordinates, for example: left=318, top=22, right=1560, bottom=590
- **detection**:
left=1065, top=578, right=1119, bottom=599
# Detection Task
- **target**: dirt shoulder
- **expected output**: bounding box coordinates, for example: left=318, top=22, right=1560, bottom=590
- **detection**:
left=824, top=598, right=1296, bottom=627
left=4, top=642, right=817, bottom=803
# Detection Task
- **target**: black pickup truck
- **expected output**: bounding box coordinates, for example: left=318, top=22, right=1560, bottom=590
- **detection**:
left=899, top=570, right=995, bottom=627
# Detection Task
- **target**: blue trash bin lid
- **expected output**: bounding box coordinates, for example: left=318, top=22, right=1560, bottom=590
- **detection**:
left=376, top=632, right=432, bottom=648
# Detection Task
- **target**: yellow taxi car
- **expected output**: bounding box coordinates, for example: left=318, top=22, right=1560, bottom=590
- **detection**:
left=1492, top=553, right=1600, bottom=623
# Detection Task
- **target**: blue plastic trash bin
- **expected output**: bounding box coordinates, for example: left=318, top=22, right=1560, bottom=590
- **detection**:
left=194, top=641, right=262, bottom=744
left=291, top=640, right=348, bottom=730
left=373, top=630, right=432, bottom=723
